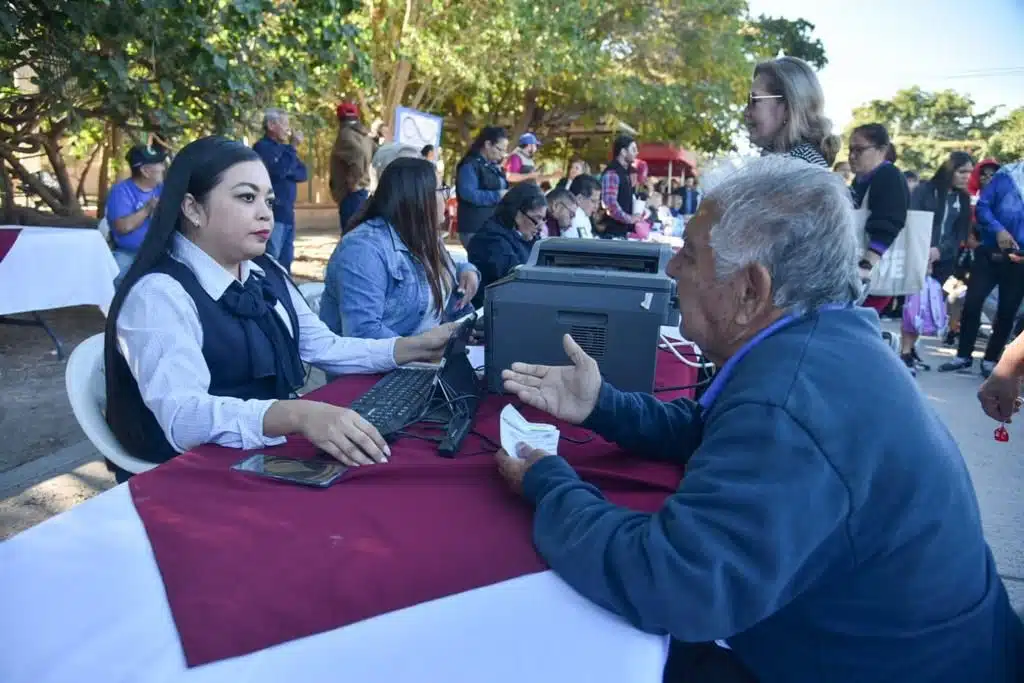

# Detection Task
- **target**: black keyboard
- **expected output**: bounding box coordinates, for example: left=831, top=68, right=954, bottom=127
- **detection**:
left=350, top=368, right=437, bottom=434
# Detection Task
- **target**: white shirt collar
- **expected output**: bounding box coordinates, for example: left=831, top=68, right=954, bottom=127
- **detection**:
left=170, top=233, right=263, bottom=301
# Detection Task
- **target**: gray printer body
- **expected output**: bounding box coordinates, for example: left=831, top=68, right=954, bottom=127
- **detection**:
left=484, top=238, right=677, bottom=394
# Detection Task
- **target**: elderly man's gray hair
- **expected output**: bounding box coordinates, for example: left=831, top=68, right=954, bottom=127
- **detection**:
left=705, top=155, right=862, bottom=315
left=262, top=108, right=287, bottom=131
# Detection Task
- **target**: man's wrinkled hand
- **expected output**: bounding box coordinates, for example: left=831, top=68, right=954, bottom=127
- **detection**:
left=495, top=444, right=551, bottom=495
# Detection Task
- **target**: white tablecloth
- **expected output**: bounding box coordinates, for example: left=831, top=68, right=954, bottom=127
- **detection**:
left=0, top=484, right=668, bottom=683
left=0, top=226, right=118, bottom=316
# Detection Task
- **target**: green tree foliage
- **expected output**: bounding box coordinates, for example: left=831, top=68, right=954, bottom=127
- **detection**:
left=986, top=107, right=1024, bottom=164
left=845, top=86, right=1002, bottom=174
left=348, top=0, right=826, bottom=158
left=743, top=15, right=827, bottom=69
left=0, top=0, right=359, bottom=220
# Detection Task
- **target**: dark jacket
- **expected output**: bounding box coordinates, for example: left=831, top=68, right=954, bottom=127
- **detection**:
left=851, top=162, right=909, bottom=255
left=523, top=306, right=1022, bottom=683
left=110, top=255, right=302, bottom=464
left=252, top=136, right=308, bottom=226
left=465, top=217, right=532, bottom=307
left=601, top=159, right=634, bottom=236
left=456, top=153, right=509, bottom=238
left=910, top=180, right=971, bottom=264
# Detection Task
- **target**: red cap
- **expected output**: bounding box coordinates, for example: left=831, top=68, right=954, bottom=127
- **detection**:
left=336, top=101, right=360, bottom=120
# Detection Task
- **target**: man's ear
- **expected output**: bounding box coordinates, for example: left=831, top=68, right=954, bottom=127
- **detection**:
left=734, top=262, right=774, bottom=325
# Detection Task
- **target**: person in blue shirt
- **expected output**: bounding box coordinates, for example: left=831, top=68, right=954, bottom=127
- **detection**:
left=941, top=161, right=1024, bottom=377
left=105, top=144, right=167, bottom=282
left=321, top=157, right=479, bottom=340
left=496, top=156, right=1022, bottom=683
left=252, top=108, right=308, bottom=273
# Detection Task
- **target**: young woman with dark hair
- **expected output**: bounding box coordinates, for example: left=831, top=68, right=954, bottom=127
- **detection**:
left=455, top=125, right=509, bottom=247
left=848, top=123, right=910, bottom=314
left=900, top=151, right=974, bottom=372
left=321, top=157, right=479, bottom=339
left=104, top=137, right=454, bottom=479
left=466, top=182, right=547, bottom=307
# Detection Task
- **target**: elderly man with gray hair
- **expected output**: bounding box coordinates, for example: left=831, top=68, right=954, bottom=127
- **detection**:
left=252, top=108, right=308, bottom=272
left=496, top=156, right=1022, bottom=683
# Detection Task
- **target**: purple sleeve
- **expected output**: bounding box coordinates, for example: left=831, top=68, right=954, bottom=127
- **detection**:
left=105, top=184, right=134, bottom=221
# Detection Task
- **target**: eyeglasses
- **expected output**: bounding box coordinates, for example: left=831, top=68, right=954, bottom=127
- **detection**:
left=437, top=185, right=453, bottom=201
left=748, top=93, right=783, bottom=108
left=521, top=210, right=546, bottom=227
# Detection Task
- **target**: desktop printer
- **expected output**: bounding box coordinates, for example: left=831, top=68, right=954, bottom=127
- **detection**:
left=484, top=238, right=677, bottom=394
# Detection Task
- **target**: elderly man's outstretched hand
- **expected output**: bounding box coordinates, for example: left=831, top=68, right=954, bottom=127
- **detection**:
left=978, top=365, right=1023, bottom=423
left=501, top=334, right=601, bottom=425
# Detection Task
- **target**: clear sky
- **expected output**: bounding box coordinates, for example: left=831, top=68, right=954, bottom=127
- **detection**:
left=744, top=0, right=1024, bottom=128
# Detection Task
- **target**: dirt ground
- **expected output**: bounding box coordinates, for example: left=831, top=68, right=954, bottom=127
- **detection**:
left=0, top=207, right=465, bottom=477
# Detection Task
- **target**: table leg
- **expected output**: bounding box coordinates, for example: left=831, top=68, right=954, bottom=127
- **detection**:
left=0, top=312, right=66, bottom=359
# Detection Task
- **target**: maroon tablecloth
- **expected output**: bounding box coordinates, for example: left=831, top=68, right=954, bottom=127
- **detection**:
left=0, top=229, right=20, bottom=264
left=129, top=348, right=698, bottom=667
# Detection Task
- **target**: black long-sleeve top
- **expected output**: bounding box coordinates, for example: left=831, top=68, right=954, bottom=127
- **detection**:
left=851, top=162, right=909, bottom=255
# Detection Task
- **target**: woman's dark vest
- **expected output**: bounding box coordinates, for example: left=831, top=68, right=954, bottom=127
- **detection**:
left=110, top=255, right=303, bottom=463
left=601, top=159, right=634, bottom=236
left=456, top=153, right=508, bottom=238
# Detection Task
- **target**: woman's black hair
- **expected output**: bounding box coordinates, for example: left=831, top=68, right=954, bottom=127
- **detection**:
left=103, top=136, right=261, bottom=452
left=931, top=151, right=974, bottom=193
left=493, top=182, right=546, bottom=228
left=421, top=144, right=434, bottom=157
left=851, top=123, right=891, bottom=153
left=458, top=126, right=507, bottom=169
left=345, top=156, right=452, bottom=316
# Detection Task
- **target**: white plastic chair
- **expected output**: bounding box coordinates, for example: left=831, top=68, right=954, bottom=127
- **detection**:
left=65, top=334, right=157, bottom=475
left=298, top=281, right=325, bottom=316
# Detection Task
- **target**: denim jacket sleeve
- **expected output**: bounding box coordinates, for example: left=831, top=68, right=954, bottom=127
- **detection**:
left=335, top=230, right=400, bottom=339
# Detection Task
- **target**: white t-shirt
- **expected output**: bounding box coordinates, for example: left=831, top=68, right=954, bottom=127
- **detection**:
left=565, top=207, right=593, bottom=239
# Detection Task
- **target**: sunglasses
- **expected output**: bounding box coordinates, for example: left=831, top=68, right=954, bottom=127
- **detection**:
left=748, top=93, right=784, bottom=108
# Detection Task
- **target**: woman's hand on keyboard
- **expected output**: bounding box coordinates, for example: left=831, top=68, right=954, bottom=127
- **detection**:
left=298, top=401, right=391, bottom=466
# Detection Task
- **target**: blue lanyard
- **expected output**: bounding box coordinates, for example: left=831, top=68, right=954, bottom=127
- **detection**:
left=698, top=304, right=849, bottom=411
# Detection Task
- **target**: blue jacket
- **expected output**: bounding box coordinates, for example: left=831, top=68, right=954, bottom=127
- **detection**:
left=466, top=217, right=532, bottom=308
left=977, top=162, right=1024, bottom=249
left=456, top=153, right=508, bottom=237
left=320, top=217, right=478, bottom=339
left=522, top=306, right=1022, bottom=683
left=252, top=136, right=308, bottom=226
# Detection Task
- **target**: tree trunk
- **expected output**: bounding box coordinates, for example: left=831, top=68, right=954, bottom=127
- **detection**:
left=0, top=146, right=65, bottom=213
left=512, top=89, right=540, bottom=141
left=40, top=132, right=80, bottom=215
left=75, top=143, right=102, bottom=205
left=0, top=162, right=14, bottom=224
left=96, top=124, right=114, bottom=220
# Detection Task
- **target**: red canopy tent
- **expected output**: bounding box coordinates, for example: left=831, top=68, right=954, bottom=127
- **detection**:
left=636, top=143, right=697, bottom=179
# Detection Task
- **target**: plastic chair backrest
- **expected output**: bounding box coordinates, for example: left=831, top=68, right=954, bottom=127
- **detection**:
left=64, top=334, right=157, bottom=475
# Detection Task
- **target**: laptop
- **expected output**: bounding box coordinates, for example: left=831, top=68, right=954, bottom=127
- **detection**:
left=350, top=314, right=483, bottom=453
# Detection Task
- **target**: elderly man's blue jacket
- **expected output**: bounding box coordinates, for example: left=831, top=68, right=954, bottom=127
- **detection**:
left=523, top=306, right=1022, bottom=682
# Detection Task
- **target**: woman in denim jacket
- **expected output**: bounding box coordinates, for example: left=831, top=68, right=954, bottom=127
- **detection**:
left=320, top=157, right=480, bottom=339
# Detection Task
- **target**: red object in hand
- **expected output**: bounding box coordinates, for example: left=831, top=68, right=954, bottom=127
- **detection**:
left=995, top=424, right=1010, bottom=442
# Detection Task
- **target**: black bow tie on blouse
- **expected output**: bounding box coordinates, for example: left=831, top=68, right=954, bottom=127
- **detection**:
left=219, top=274, right=304, bottom=399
